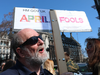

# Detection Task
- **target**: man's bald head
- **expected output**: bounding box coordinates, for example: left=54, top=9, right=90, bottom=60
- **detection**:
left=17, top=28, right=39, bottom=42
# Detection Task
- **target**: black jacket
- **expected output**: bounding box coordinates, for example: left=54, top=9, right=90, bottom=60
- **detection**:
left=0, top=60, right=53, bottom=75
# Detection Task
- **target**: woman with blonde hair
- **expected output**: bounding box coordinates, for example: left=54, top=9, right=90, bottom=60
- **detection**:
left=44, top=59, right=56, bottom=75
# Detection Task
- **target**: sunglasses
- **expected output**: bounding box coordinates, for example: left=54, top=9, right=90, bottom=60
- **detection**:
left=85, top=44, right=92, bottom=50
left=18, top=35, right=43, bottom=47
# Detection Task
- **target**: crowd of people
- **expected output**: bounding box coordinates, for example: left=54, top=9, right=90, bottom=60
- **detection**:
left=0, top=28, right=99, bottom=75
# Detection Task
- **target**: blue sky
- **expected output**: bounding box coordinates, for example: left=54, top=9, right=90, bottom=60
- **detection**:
left=0, top=0, right=100, bottom=57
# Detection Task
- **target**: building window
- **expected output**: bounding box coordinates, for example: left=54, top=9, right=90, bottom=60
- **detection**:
left=3, top=48, right=5, bottom=54
left=0, top=48, right=1, bottom=53
left=1, top=41, right=3, bottom=45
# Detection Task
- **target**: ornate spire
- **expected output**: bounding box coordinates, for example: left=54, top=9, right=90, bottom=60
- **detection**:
left=70, top=32, right=73, bottom=38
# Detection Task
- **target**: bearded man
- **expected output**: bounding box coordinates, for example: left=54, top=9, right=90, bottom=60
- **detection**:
left=0, top=28, right=52, bottom=75
left=0, top=28, right=73, bottom=75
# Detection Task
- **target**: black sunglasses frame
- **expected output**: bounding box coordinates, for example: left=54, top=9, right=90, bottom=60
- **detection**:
left=18, top=35, right=43, bottom=47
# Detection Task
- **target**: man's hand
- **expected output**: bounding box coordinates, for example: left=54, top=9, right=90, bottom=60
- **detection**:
left=61, top=72, right=74, bottom=75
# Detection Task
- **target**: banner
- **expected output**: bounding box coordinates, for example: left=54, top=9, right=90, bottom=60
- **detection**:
left=13, top=7, right=52, bottom=31
left=13, top=7, right=92, bottom=32
left=55, top=10, right=92, bottom=32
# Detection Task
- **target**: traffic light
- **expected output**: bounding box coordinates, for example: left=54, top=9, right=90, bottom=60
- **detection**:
left=94, top=0, right=100, bottom=19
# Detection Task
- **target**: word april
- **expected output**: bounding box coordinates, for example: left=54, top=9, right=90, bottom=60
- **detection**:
left=20, top=15, right=50, bottom=23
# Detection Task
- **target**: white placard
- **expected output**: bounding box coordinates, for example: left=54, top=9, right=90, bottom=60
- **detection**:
left=55, top=10, right=92, bottom=32
left=13, top=7, right=52, bottom=31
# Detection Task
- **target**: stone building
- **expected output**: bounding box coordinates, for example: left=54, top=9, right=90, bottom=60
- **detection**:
left=48, top=32, right=83, bottom=65
left=61, top=32, right=82, bottom=63
left=0, top=32, right=11, bottom=64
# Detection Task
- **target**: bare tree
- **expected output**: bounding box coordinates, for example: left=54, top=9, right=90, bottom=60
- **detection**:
left=0, top=11, right=13, bottom=38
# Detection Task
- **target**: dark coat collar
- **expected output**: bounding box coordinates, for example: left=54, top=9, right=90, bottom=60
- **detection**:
left=15, top=60, right=45, bottom=75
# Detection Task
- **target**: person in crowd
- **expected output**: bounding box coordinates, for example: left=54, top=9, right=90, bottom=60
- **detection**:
left=64, top=52, right=79, bottom=73
left=0, top=28, right=73, bottom=75
left=2, top=59, right=16, bottom=72
left=85, top=38, right=100, bottom=75
left=44, top=59, right=56, bottom=75
left=0, top=62, right=5, bottom=72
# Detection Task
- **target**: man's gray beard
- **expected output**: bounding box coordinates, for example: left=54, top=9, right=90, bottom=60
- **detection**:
left=24, top=45, right=49, bottom=66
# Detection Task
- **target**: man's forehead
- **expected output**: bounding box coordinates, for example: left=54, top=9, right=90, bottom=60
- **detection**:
left=17, top=28, right=39, bottom=40
left=18, top=28, right=37, bottom=34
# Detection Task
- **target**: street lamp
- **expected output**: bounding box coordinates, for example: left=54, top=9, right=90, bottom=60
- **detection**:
left=96, top=0, right=100, bottom=6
